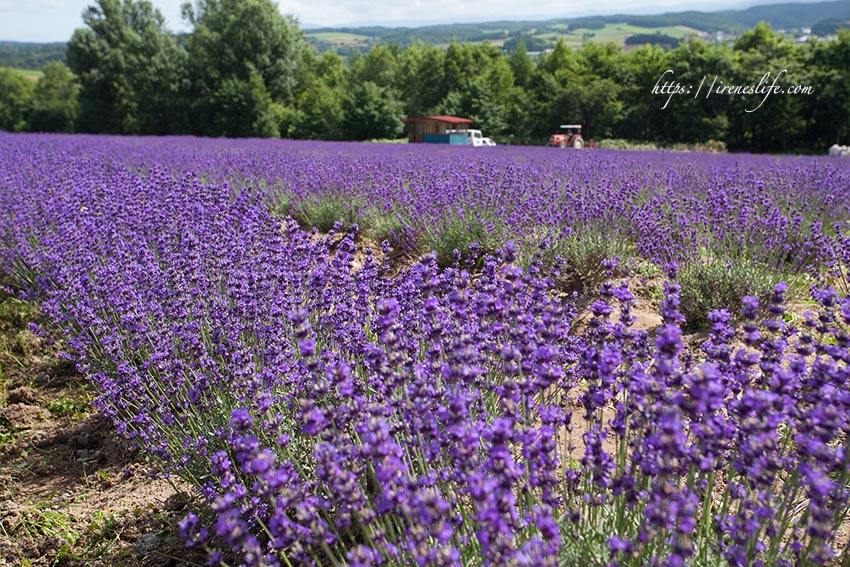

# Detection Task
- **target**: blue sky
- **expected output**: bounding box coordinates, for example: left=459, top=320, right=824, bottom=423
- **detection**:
left=0, top=0, right=816, bottom=42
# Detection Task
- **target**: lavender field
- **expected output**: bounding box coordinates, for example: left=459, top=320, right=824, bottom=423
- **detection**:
left=2, top=133, right=850, bottom=567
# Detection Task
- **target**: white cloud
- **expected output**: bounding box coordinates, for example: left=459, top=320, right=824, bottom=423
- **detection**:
left=281, top=0, right=782, bottom=26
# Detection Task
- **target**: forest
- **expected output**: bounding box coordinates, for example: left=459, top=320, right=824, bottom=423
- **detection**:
left=1, top=0, right=849, bottom=152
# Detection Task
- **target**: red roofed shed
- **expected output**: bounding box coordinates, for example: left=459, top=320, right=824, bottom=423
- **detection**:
left=405, top=116, right=474, bottom=143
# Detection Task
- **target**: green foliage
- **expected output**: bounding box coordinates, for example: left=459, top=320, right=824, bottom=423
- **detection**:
left=799, top=30, right=850, bottom=149
left=67, top=0, right=187, bottom=134
left=291, top=195, right=364, bottom=233
left=364, top=210, right=420, bottom=256
left=507, top=40, right=534, bottom=87
left=349, top=44, right=398, bottom=88
left=811, top=18, right=850, bottom=36
left=210, top=70, right=280, bottom=138
left=539, top=231, right=635, bottom=293
left=27, top=63, right=78, bottom=133
left=425, top=211, right=505, bottom=268
left=0, top=42, right=66, bottom=69
left=0, top=67, right=34, bottom=131
left=624, top=33, right=680, bottom=48
left=505, top=34, right=548, bottom=54
left=184, top=0, right=305, bottom=102
left=288, top=50, right=345, bottom=139
left=342, top=81, right=405, bottom=140
left=562, top=77, right=623, bottom=139
left=677, top=260, right=803, bottom=330
left=596, top=138, right=726, bottom=152
left=7, top=505, right=80, bottom=548
left=46, top=394, right=92, bottom=418
left=0, top=295, right=41, bottom=371
left=286, top=3, right=847, bottom=54
left=726, top=23, right=806, bottom=152
left=0, top=295, right=39, bottom=329
left=184, top=0, right=305, bottom=136
left=596, top=138, right=661, bottom=150
left=5, top=6, right=850, bottom=151
left=396, top=42, right=445, bottom=117
left=0, top=415, right=17, bottom=446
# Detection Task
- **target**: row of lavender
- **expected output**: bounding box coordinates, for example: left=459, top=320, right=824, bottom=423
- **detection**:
left=1, top=134, right=849, bottom=566
left=10, top=134, right=850, bottom=274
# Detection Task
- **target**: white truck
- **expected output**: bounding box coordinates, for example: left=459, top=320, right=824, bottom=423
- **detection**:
left=446, top=129, right=497, bottom=147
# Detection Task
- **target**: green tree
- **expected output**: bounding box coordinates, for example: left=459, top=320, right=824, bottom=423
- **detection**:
left=396, top=42, right=444, bottom=116
left=464, top=57, right=515, bottom=141
left=577, top=41, right=622, bottom=81
left=341, top=81, right=404, bottom=140
left=616, top=44, right=670, bottom=141
left=443, top=41, right=471, bottom=94
left=0, top=69, right=34, bottom=132
left=660, top=39, right=732, bottom=143
left=562, top=77, right=623, bottom=139
left=537, top=39, right=578, bottom=77
left=350, top=44, right=398, bottom=88
left=508, top=39, right=533, bottom=88
left=727, top=22, right=804, bottom=151
left=67, top=0, right=187, bottom=134
left=800, top=30, right=850, bottom=148
left=183, top=0, right=305, bottom=136
left=210, top=70, right=279, bottom=137
left=27, top=63, right=79, bottom=133
left=292, top=52, right=346, bottom=140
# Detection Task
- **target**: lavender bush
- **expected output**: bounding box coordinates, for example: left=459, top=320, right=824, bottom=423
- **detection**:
left=1, top=133, right=849, bottom=566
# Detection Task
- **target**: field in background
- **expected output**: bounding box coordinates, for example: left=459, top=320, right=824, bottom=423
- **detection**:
left=2, top=134, right=850, bottom=567
left=0, top=66, right=42, bottom=81
left=538, top=23, right=699, bottom=47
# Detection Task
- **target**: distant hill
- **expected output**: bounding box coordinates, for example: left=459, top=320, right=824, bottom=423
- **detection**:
left=811, top=17, right=850, bottom=33
left=3, top=0, right=850, bottom=68
left=0, top=41, right=65, bottom=70
left=304, top=0, right=850, bottom=53
left=719, top=0, right=850, bottom=29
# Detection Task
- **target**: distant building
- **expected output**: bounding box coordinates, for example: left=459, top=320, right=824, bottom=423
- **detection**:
left=404, top=116, right=473, bottom=143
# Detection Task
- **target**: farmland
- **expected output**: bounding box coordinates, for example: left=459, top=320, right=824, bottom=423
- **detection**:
left=306, top=31, right=373, bottom=48
left=1, top=133, right=850, bottom=566
left=536, top=23, right=698, bottom=48
left=0, top=66, right=42, bottom=81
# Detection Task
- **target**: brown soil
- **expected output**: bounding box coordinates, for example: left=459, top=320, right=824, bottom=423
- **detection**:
left=0, top=294, right=204, bottom=567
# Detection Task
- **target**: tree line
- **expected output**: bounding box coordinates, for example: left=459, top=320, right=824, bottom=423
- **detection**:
left=1, top=0, right=849, bottom=152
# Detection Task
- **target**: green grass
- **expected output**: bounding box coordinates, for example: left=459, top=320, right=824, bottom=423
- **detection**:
left=0, top=295, right=39, bottom=328
left=365, top=138, right=409, bottom=144
left=1, top=505, right=126, bottom=564
left=307, top=32, right=372, bottom=45
left=0, top=414, right=18, bottom=446
left=288, top=195, right=366, bottom=233
left=424, top=211, right=505, bottom=268
left=532, top=230, right=637, bottom=293
left=0, top=295, right=41, bottom=392
left=0, top=67, right=43, bottom=81
left=3, top=504, right=80, bottom=548
left=463, top=38, right=508, bottom=47
left=46, top=391, right=93, bottom=418
left=364, top=209, right=421, bottom=256
left=678, top=260, right=808, bottom=331
left=539, top=23, right=699, bottom=47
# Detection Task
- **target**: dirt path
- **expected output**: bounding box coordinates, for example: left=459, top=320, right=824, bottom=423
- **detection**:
left=0, top=293, right=203, bottom=567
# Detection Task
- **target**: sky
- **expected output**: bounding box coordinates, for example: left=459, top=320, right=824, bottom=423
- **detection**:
left=0, top=0, right=819, bottom=42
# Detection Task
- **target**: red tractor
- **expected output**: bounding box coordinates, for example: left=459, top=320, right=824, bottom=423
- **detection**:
left=548, top=124, right=584, bottom=149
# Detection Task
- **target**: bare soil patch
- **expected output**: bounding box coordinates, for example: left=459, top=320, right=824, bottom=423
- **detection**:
left=0, top=293, right=203, bottom=567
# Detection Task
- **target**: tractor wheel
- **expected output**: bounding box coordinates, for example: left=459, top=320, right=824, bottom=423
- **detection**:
left=573, top=138, right=584, bottom=149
